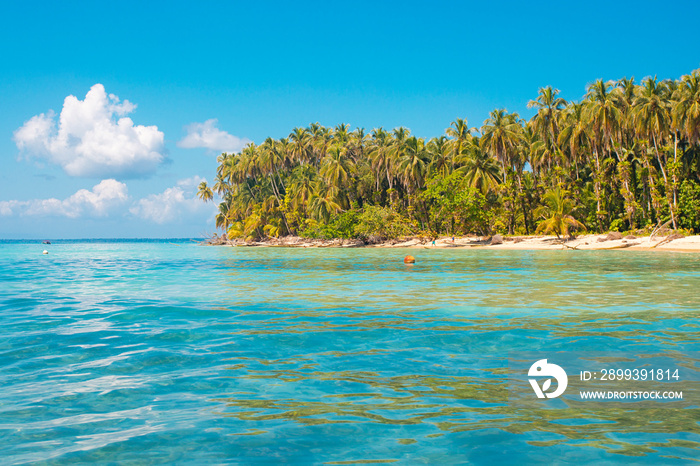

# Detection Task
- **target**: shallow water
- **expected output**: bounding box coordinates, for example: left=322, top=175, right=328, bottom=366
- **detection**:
left=0, top=240, right=698, bottom=464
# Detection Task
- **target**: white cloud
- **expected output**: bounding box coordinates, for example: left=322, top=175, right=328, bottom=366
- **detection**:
left=13, top=84, right=165, bottom=178
left=177, top=119, right=251, bottom=153
left=176, top=175, right=206, bottom=189
left=129, top=177, right=214, bottom=224
left=0, top=180, right=129, bottom=218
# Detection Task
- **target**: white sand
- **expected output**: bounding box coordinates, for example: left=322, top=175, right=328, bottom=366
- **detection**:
left=222, top=234, right=700, bottom=252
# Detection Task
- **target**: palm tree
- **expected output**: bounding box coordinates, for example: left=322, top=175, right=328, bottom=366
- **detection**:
left=480, top=109, right=522, bottom=182
left=287, top=165, right=315, bottom=213
left=446, top=118, right=475, bottom=171
left=534, top=188, right=585, bottom=239
left=347, top=127, right=370, bottom=164
left=320, top=144, right=352, bottom=190
left=632, top=76, right=675, bottom=227
left=205, top=67, right=700, bottom=239
left=309, top=180, right=342, bottom=222
left=615, top=145, right=640, bottom=228
left=585, top=79, right=623, bottom=150
left=333, top=123, right=351, bottom=146
left=615, top=77, right=637, bottom=148
left=558, top=102, right=589, bottom=178
left=216, top=201, right=232, bottom=231
left=632, top=77, right=671, bottom=168
left=197, top=181, right=214, bottom=202
left=457, top=138, right=500, bottom=195
left=258, top=137, right=292, bottom=233
left=308, top=122, right=331, bottom=164
left=584, top=79, right=623, bottom=227
left=427, top=136, right=452, bottom=176
left=397, top=136, right=428, bottom=196
left=528, top=86, right=567, bottom=167
left=673, top=69, right=700, bottom=145
left=368, top=127, right=392, bottom=192
left=289, top=127, right=312, bottom=165
left=387, top=127, right=410, bottom=203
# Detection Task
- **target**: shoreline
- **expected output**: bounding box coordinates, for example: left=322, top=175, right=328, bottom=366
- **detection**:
left=210, top=233, right=700, bottom=252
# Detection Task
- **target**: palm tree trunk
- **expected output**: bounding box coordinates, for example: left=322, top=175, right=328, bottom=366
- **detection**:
left=269, top=171, right=292, bottom=235
left=592, top=147, right=602, bottom=229
left=673, top=133, right=678, bottom=208
left=652, top=135, right=668, bottom=184
left=652, top=135, right=676, bottom=229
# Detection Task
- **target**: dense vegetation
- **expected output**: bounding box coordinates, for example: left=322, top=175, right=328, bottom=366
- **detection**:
left=199, top=70, right=700, bottom=242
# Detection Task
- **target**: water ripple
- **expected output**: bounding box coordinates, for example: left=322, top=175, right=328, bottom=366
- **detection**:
left=0, top=242, right=698, bottom=463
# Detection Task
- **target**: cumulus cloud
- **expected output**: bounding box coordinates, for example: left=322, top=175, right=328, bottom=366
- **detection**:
left=13, top=84, right=165, bottom=178
left=129, top=177, right=213, bottom=224
left=177, top=119, right=251, bottom=153
left=175, top=175, right=206, bottom=189
left=0, top=179, right=129, bottom=218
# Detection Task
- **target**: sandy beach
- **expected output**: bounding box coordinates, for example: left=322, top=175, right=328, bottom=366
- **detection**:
left=217, top=233, right=700, bottom=252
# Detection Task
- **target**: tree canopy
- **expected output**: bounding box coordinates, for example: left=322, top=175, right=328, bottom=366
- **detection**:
left=202, top=68, right=700, bottom=241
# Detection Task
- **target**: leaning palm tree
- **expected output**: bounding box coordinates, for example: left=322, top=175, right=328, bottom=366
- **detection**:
left=215, top=201, right=232, bottom=231
left=197, top=181, right=214, bottom=202
left=534, top=188, right=586, bottom=239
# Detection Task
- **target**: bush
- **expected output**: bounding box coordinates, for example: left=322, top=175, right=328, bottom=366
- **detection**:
left=354, top=206, right=416, bottom=241
left=609, top=218, right=625, bottom=232
left=299, top=210, right=360, bottom=239
left=420, top=172, right=491, bottom=235
left=679, top=180, right=700, bottom=232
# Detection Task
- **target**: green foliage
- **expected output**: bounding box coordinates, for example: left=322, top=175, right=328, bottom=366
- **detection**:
left=204, top=67, right=700, bottom=239
left=300, top=210, right=359, bottom=239
left=609, top=218, right=625, bottom=232
left=535, top=188, right=586, bottom=238
left=678, top=180, right=700, bottom=232
left=421, top=172, right=491, bottom=235
left=353, top=206, right=416, bottom=242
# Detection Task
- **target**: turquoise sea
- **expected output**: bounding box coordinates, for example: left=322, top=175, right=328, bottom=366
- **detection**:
left=0, top=240, right=698, bottom=464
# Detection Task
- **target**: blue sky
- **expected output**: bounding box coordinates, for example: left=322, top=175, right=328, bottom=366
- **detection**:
left=1, top=1, right=699, bottom=238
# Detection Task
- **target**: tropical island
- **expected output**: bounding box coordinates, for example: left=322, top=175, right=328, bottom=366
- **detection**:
left=198, top=69, right=700, bottom=249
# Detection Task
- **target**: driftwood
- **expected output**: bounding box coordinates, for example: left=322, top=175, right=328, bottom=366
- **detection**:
left=650, top=219, right=673, bottom=242
left=600, top=242, right=634, bottom=249
left=558, top=241, right=579, bottom=250
left=651, top=233, right=685, bottom=249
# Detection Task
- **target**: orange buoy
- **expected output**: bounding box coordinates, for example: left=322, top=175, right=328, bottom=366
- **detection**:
left=404, top=255, right=415, bottom=264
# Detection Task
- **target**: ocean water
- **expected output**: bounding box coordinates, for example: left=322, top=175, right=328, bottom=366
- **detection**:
left=0, top=240, right=698, bottom=464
